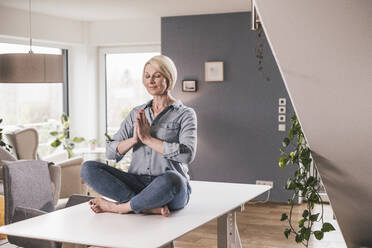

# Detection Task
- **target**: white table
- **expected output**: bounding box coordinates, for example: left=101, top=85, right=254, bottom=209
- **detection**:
left=0, top=181, right=270, bottom=248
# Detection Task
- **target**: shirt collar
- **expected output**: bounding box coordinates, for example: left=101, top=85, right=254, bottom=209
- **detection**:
left=144, top=99, right=183, bottom=110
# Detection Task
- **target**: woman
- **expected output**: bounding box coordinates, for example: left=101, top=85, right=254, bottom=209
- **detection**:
left=80, top=55, right=197, bottom=217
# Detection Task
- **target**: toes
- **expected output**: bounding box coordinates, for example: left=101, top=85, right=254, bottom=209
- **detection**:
left=90, top=204, right=101, bottom=213
left=89, top=198, right=99, bottom=205
left=161, top=207, right=170, bottom=217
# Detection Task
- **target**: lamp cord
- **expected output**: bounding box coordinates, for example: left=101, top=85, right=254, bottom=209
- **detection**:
left=28, top=0, right=33, bottom=53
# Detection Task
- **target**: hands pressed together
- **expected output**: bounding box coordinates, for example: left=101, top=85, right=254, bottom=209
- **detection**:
left=134, top=109, right=152, bottom=145
left=117, top=109, right=164, bottom=156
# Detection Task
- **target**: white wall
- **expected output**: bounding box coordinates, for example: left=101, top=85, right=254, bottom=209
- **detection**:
left=68, top=45, right=98, bottom=141
left=0, top=6, right=84, bottom=45
left=255, top=0, right=372, bottom=247
left=89, top=18, right=161, bottom=46
left=0, top=6, right=161, bottom=142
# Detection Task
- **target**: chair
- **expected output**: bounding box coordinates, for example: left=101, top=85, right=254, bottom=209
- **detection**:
left=0, top=146, right=61, bottom=208
left=2, top=159, right=93, bottom=248
left=0, top=147, right=17, bottom=195
left=4, top=128, right=87, bottom=203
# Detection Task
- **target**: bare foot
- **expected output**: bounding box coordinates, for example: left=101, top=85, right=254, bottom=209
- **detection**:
left=89, top=198, right=169, bottom=217
left=89, top=198, right=131, bottom=214
left=143, top=205, right=170, bottom=217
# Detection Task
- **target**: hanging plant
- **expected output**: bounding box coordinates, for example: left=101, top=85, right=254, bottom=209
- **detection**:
left=279, top=114, right=335, bottom=246
left=254, top=24, right=271, bottom=82
left=50, top=113, right=85, bottom=158
left=0, top=118, right=12, bottom=152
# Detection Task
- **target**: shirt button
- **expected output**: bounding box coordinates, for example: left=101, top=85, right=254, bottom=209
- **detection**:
left=147, top=151, right=151, bottom=155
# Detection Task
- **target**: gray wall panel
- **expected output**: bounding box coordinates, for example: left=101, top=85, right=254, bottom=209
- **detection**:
left=162, top=12, right=294, bottom=202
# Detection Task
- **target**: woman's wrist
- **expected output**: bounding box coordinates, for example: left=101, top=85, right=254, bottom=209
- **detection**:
left=129, top=137, right=139, bottom=146
left=143, top=136, right=164, bottom=154
left=131, top=136, right=139, bottom=144
left=117, top=137, right=138, bottom=155
left=142, top=136, right=153, bottom=146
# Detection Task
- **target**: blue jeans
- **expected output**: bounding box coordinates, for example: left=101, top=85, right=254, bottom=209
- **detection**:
left=80, top=161, right=191, bottom=213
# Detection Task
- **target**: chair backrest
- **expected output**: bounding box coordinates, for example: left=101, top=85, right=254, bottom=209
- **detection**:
left=2, top=160, right=55, bottom=225
left=0, top=147, right=16, bottom=181
left=0, top=146, right=60, bottom=206
left=5, top=128, right=38, bottom=160
left=3, top=128, right=63, bottom=205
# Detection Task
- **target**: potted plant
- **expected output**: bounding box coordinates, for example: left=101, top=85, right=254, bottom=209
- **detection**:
left=88, top=138, right=102, bottom=151
left=279, top=114, right=335, bottom=246
left=49, top=113, right=85, bottom=158
left=104, top=132, right=113, bottom=142
left=254, top=24, right=271, bottom=82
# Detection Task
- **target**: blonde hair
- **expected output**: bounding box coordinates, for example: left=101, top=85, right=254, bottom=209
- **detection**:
left=143, top=55, right=177, bottom=91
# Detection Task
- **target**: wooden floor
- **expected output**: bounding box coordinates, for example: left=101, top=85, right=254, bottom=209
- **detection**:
left=173, top=202, right=346, bottom=248
left=0, top=202, right=346, bottom=248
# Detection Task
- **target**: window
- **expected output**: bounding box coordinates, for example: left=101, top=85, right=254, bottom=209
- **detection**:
left=105, top=52, right=159, bottom=135
left=0, top=43, right=67, bottom=157
left=102, top=48, right=159, bottom=168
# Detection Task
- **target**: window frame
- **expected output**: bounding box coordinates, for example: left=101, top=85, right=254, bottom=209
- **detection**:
left=0, top=41, right=69, bottom=116
left=62, top=49, right=69, bottom=116
left=0, top=41, right=69, bottom=155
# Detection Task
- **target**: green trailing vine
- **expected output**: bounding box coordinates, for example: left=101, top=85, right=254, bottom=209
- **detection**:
left=279, top=114, right=335, bottom=246
left=0, top=118, right=12, bottom=151
left=50, top=113, right=85, bottom=158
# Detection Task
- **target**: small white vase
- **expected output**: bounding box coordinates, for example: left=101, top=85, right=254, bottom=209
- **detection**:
left=89, top=143, right=96, bottom=151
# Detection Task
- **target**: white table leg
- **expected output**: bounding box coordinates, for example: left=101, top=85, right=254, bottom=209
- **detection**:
left=217, top=211, right=242, bottom=248
left=217, top=214, right=228, bottom=248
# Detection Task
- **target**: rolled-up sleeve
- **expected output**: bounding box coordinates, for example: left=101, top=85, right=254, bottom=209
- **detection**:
left=106, top=110, right=136, bottom=162
left=163, top=108, right=197, bottom=164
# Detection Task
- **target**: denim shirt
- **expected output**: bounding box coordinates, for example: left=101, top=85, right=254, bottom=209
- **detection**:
left=106, top=100, right=197, bottom=180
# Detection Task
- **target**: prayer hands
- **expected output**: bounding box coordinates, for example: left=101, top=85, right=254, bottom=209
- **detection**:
left=133, top=120, right=139, bottom=143
left=135, top=109, right=152, bottom=144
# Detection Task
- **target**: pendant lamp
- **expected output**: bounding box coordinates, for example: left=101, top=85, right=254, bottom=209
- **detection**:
left=0, top=0, right=64, bottom=83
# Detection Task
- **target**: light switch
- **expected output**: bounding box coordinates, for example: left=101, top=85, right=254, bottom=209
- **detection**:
left=278, top=115, right=286, bottom=122
left=279, top=106, right=286, bottom=114
left=278, top=124, right=286, bottom=132
left=279, top=98, right=286, bottom=106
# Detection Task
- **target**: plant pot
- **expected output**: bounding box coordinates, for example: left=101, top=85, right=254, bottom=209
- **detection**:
left=90, top=143, right=96, bottom=151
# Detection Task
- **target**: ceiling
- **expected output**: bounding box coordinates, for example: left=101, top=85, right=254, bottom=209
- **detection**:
left=0, top=0, right=251, bottom=21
